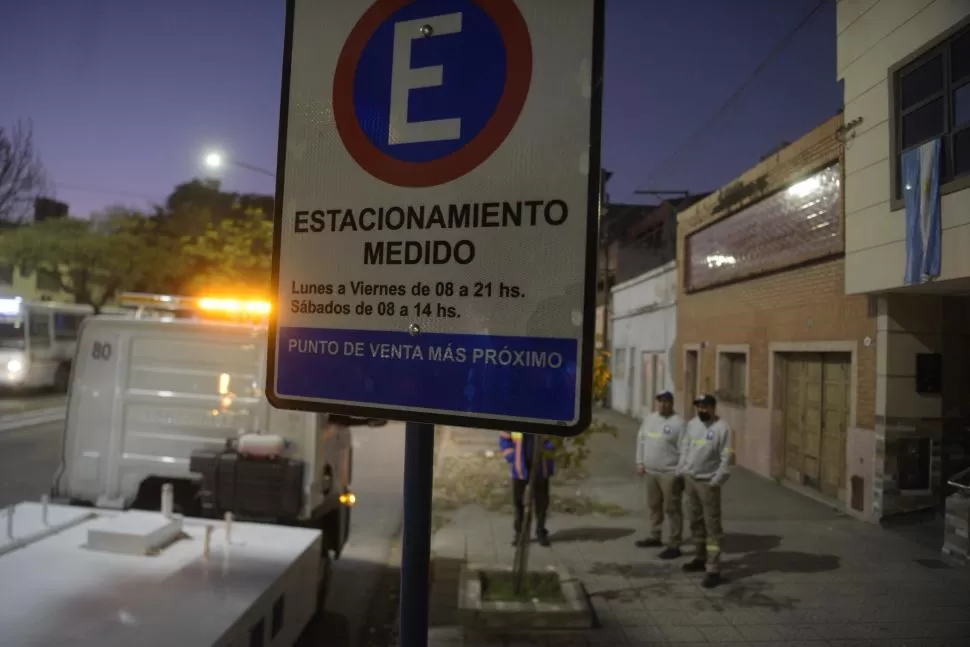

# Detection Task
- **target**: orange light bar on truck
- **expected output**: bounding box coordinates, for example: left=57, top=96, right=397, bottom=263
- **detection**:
left=197, top=298, right=272, bottom=316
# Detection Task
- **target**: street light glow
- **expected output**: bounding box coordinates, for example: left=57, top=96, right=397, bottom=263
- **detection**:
left=199, top=149, right=274, bottom=177
left=204, top=152, right=224, bottom=169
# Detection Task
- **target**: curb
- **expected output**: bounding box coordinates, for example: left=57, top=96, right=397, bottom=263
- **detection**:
left=0, top=407, right=66, bottom=432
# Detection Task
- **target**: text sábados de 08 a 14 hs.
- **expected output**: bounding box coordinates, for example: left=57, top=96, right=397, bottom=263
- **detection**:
left=287, top=280, right=524, bottom=318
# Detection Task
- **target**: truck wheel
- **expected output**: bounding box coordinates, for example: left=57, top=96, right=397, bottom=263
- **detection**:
left=54, top=364, right=71, bottom=393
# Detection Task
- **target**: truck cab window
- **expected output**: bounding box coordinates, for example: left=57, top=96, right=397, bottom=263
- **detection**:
left=0, top=321, right=26, bottom=350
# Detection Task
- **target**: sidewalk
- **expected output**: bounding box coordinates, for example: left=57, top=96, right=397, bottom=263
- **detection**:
left=427, top=409, right=970, bottom=646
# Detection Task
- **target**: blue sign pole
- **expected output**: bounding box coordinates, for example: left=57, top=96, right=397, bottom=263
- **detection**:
left=398, top=421, right=435, bottom=647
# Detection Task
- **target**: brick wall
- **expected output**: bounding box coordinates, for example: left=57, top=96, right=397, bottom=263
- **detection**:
left=673, top=115, right=878, bottom=512
left=676, top=256, right=876, bottom=429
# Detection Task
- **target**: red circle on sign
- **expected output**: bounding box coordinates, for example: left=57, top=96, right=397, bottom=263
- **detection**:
left=333, top=0, right=533, bottom=188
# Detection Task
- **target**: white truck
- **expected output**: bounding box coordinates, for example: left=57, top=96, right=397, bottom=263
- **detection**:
left=1, top=296, right=369, bottom=646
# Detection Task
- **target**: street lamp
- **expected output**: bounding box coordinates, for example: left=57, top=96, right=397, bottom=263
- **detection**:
left=204, top=152, right=225, bottom=170
left=201, top=150, right=275, bottom=178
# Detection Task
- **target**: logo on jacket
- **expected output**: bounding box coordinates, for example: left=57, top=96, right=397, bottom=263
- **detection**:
left=706, top=429, right=715, bottom=441
left=663, top=425, right=672, bottom=435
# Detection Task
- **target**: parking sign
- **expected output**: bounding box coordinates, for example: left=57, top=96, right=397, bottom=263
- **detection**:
left=268, top=0, right=604, bottom=435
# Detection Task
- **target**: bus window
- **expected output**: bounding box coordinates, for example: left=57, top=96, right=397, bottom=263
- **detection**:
left=28, top=312, right=52, bottom=349
left=54, top=313, right=84, bottom=341
left=0, top=320, right=26, bottom=350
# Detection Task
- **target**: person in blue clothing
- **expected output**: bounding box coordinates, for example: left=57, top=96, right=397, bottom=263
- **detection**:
left=499, top=431, right=556, bottom=547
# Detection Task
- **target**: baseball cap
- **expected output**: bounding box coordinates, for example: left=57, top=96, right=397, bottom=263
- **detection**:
left=655, top=391, right=674, bottom=402
left=693, top=393, right=717, bottom=406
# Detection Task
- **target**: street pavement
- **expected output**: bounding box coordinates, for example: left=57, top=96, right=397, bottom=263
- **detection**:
left=0, top=392, right=66, bottom=416
left=0, top=419, right=63, bottom=508
left=427, top=409, right=970, bottom=646
left=0, top=417, right=407, bottom=647
left=300, top=422, right=407, bottom=646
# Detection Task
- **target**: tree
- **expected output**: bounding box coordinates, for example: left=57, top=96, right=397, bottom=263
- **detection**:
left=592, top=349, right=611, bottom=405
left=0, top=120, right=47, bottom=225
left=512, top=417, right=618, bottom=594
left=507, top=351, right=615, bottom=593
left=178, top=206, right=273, bottom=294
left=0, top=211, right=166, bottom=312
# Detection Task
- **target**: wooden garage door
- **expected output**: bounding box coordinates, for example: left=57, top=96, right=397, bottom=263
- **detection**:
left=784, top=353, right=850, bottom=499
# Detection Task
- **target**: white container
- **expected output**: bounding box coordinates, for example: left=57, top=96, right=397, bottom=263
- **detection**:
left=237, top=434, right=286, bottom=458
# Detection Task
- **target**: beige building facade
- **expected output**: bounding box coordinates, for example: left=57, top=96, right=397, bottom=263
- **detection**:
left=838, top=0, right=970, bottom=522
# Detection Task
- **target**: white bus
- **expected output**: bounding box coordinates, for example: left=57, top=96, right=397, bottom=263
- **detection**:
left=0, top=297, right=97, bottom=392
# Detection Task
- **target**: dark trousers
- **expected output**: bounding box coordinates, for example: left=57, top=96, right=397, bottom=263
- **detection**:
left=513, top=477, right=550, bottom=536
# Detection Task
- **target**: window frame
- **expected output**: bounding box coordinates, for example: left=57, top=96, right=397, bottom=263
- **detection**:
left=53, top=313, right=84, bottom=341
left=613, top=347, right=627, bottom=378
left=715, top=345, right=749, bottom=406
left=35, top=266, right=62, bottom=293
left=27, top=310, right=52, bottom=350
left=888, top=16, right=970, bottom=211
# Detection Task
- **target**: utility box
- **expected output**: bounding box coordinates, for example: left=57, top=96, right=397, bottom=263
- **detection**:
left=86, top=511, right=183, bottom=556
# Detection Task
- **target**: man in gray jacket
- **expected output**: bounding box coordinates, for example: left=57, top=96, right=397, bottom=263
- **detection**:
left=677, top=393, right=733, bottom=588
left=635, top=391, right=687, bottom=559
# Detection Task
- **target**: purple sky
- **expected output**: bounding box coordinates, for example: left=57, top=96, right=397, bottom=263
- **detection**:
left=0, top=0, right=841, bottom=217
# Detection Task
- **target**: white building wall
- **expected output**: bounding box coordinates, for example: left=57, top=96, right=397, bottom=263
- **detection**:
left=595, top=305, right=606, bottom=348
left=838, top=0, right=970, bottom=294
left=609, top=261, right=677, bottom=420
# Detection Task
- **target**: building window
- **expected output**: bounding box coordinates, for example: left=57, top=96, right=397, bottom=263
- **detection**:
left=36, top=267, right=61, bottom=293
left=684, top=164, right=842, bottom=292
left=614, top=348, right=627, bottom=377
left=896, top=438, right=932, bottom=493
left=891, top=22, right=970, bottom=201
left=53, top=313, right=85, bottom=341
left=718, top=352, right=747, bottom=405
left=28, top=311, right=51, bottom=349
left=642, top=352, right=666, bottom=406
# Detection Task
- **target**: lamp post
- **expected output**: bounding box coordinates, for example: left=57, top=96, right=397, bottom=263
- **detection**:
left=202, top=151, right=275, bottom=178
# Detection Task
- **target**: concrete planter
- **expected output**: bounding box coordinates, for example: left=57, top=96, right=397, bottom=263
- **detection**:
left=457, top=563, right=593, bottom=634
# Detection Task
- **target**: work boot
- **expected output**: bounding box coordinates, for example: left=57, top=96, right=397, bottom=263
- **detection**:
left=536, top=529, right=551, bottom=547
left=658, top=547, right=682, bottom=560
left=701, top=572, right=722, bottom=588
left=682, top=559, right=706, bottom=573
left=635, top=537, right=663, bottom=548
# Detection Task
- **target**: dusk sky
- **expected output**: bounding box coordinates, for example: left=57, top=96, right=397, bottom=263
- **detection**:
left=1, top=0, right=841, bottom=217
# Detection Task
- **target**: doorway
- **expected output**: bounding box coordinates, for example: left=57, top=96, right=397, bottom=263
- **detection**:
left=783, top=352, right=851, bottom=499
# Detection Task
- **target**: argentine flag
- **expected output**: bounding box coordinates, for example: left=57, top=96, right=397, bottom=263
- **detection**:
left=902, top=138, right=942, bottom=285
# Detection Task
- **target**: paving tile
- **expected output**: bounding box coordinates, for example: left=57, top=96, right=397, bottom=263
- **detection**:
left=660, top=625, right=706, bottom=642
left=735, top=624, right=784, bottom=641
left=649, top=610, right=695, bottom=626
left=773, top=625, right=825, bottom=641
left=621, top=624, right=667, bottom=644
left=698, top=624, right=745, bottom=641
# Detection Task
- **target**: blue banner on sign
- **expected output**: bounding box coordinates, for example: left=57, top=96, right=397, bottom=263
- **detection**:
left=276, top=327, right=578, bottom=422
